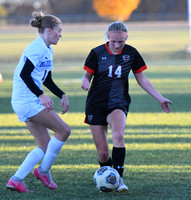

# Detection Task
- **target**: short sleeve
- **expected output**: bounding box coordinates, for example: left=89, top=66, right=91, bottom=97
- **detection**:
left=24, top=37, right=51, bottom=68
left=132, top=50, right=147, bottom=74
left=83, top=49, right=98, bottom=74
left=25, top=49, right=41, bottom=67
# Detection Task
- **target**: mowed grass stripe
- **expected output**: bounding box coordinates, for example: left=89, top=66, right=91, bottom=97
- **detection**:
left=1, top=112, right=191, bottom=126
left=1, top=164, right=191, bottom=172
left=1, top=134, right=191, bottom=139
left=0, top=143, right=190, bottom=152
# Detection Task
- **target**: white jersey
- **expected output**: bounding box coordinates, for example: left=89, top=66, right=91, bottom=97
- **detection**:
left=11, top=37, right=53, bottom=104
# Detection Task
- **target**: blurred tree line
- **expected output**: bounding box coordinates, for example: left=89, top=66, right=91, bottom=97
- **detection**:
left=0, top=0, right=187, bottom=17
left=94, top=0, right=141, bottom=21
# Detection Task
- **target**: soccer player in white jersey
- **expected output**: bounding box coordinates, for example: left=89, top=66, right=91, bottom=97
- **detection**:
left=7, top=12, right=71, bottom=192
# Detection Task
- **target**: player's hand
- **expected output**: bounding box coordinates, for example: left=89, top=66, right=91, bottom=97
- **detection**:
left=160, top=98, right=172, bottom=113
left=39, top=94, right=54, bottom=111
left=60, top=94, right=69, bottom=114
left=81, top=78, right=90, bottom=91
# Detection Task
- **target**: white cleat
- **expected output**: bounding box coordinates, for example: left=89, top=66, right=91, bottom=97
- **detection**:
left=116, top=177, right=128, bottom=193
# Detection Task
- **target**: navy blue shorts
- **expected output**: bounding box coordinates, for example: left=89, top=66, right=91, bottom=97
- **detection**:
left=84, top=106, right=128, bottom=125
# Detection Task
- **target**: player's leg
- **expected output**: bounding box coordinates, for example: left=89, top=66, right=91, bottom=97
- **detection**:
left=30, top=108, right=71, bottom=142
left=29, top=108, right=71, bottom=189
left=107, top=109, right=126, bottom=148
left=7, top=123, right=48, bottom=192
left=26, top=120, right=51, bottom=152
left=90, top=125, right=112, bottom=166
left=107, top=109, right=126, bottom=174
left=30, top=108, right=70, bottom=173
left=107, top=109, right=128, bottom=192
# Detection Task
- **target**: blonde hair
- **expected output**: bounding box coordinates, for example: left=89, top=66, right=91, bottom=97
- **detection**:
left=30, top=11, right=62, bottom=33
left=104, top=21, right=128, bottom=41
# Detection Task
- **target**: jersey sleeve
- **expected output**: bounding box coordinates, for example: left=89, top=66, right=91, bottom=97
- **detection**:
left=132, top=50, right=147, bottom=74
left=20, top=58, right=43, bottom=97
left=83, top=49, right=98, bottom=74
left=24, top=48, right=42, bottom=68
left=43, top=71, right=65, bottom=99
left=24, top=38, right=49, bottom=68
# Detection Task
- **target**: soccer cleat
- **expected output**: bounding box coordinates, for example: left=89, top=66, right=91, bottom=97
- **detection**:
left=7, top=178, right=32, bottom=192
left=33, top=168, right=57, bottom=189
left=116, top=177, right=128, bottom=193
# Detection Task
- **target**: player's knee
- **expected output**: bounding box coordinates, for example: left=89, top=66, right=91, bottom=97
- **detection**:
left=98, top=149, right=109, bottom=162
left=112, top=131, right=124, bottom=144
left=54, top=123, right=71, bottom=142
left=60, top=124, right=71, bottom=140
left=64, top=124, right=71, bottom=138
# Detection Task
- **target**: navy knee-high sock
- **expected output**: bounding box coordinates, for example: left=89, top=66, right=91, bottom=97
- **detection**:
left=112, top=147, right=126, bottom=177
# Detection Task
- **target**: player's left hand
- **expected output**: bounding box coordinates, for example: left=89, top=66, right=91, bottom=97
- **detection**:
left=160, top=98, right=172, bottom=113
left=60, top=94, right=69, bottom=114
left=81, top=78, right=90, bottom=91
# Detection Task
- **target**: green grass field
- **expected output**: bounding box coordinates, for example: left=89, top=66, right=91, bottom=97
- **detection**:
left=0, top=22, right=191, bottom=200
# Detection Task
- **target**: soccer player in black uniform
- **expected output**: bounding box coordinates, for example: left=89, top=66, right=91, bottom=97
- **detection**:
left=81, top=21, right=172, bottom=192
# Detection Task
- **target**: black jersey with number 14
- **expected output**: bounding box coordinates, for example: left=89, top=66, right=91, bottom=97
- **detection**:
left=84, top=42, right=147, bottom=112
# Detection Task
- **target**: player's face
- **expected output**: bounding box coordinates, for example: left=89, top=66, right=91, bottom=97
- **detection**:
left=48, top=24, right=62, bottom=45
left=107, top=31, right=127, bottom=54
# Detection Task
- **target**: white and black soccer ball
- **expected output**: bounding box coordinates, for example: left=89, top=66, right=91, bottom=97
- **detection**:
left=93, top=166, right=120, bottom=192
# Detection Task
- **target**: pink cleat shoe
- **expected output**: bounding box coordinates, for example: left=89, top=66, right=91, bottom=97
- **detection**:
left=7, top=178, right=32, bottom=192
left=33, top=168, right=57, bottom=189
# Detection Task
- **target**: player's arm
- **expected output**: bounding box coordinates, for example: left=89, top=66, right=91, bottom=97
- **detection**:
left=134, top=71, right=172, bottom=113
left=20, top=58, right=43, bottom=97
left=43, top=71, right=65, bottom=98
left=81, top=72, right=93, bottom=91
left=82, top=48, right=97, bottom=91
left=43, top=71, right=69, bottom=114
left=20, top=58, right=53, bottom=111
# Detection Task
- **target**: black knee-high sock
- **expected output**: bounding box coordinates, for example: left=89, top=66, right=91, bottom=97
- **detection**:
left=98, top=157, right=112, bottom=167
left=112, top=147, right=126, bottom=177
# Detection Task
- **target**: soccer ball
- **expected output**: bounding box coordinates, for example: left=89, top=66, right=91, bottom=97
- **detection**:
left=93, top=166, right=120, bottom=192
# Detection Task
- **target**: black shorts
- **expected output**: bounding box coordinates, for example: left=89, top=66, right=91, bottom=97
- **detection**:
left=84, top=106, right=128, bottom=125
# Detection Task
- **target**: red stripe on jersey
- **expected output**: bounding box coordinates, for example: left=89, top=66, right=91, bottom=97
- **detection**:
left=133, top=65, right=147, bottom=74
left=84, top=65, right=95, bottom=74
left=118, top=48, right=123, bottom=55
left=105, top=43, right=113, bottom=54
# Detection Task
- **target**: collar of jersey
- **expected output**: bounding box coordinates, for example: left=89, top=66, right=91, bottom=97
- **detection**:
left=105, top=42, right=123, bottom=55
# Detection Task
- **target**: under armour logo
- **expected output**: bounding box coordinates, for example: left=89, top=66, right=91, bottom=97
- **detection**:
left=117, top=166, right=124, bottom=169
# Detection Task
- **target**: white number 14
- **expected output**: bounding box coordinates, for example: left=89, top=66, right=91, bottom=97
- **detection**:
left=108, top=65, right=122, bottom=78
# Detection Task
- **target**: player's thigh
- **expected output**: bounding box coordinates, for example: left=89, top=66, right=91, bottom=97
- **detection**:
left=107, top=109, right=126, bottom=132
left=29, top=108, right=70, bottom=134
